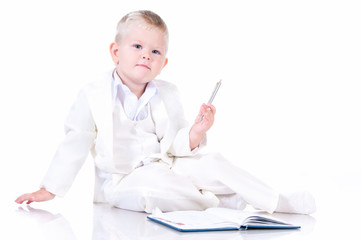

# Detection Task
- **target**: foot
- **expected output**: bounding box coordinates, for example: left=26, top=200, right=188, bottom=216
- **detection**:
left=217, top=193, right=247, bottom=210
left=275, top=191, right=316, bottom=214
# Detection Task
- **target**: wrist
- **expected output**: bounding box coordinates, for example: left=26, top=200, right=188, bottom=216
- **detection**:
left=40, top=188, right=55, bottom=197
left=189, top=128, right=206, bottom=150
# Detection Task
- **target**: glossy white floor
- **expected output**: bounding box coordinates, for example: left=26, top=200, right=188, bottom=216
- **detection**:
left=4, top=169, right=360, bottom=240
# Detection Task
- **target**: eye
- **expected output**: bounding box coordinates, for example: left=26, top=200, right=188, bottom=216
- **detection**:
left=152, top=50, right=161, bottom=55
left=133, top=44, right=142, bottom=49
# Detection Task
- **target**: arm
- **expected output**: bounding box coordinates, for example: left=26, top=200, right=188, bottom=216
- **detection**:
left=15, top=89, right=96, bottom=204
left=40, top=89, right=96, bottom=197
left=189, top=104, right=216, bottom=150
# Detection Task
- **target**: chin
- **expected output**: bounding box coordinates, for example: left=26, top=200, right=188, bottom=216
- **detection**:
left=133, top=75, right=156, bottom=83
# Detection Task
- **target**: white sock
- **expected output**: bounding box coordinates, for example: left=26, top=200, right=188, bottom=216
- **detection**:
left=275, top=191, right=317, bottom=214
left=217, top=193, right=247, bottom=210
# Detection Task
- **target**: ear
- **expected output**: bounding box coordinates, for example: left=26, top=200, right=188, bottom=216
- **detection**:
left=162, top=58, right=168, bottom=69
left=110, top=42, right=119, bottom=64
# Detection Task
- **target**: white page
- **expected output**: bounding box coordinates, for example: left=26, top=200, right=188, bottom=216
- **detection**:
left=205, top=208, right=254, bottom=225
left=150, top=208, right=239, bottom=230
left=205, top=208, right=290, bottom=226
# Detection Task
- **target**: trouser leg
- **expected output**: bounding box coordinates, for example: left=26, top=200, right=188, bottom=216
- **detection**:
left=173, top=152, right=279, bottom=213
left=103, top=162, right=219, bottom=213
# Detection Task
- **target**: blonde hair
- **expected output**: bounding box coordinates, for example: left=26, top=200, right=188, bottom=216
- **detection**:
left=115, top=10, right=169, bottom=49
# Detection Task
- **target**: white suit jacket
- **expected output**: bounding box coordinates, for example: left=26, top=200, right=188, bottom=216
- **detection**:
left=41, top=71, right=203, bottom=201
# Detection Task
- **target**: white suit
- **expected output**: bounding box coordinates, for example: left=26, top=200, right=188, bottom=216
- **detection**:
left=41, top=70, right=279, bottom=213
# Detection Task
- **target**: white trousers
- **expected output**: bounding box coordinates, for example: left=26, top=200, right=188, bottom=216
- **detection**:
left=103, top=153, right=279, bottom=213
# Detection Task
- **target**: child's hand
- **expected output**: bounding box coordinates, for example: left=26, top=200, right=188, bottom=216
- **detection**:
left=15, top=188, right=55, bottom=204
left=194, top=103, right=216, bottom=133
left=189, top=104, right=216, bottom=150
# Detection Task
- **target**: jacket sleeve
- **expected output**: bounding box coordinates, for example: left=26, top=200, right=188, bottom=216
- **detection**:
left=162, top=82, right=207, bottom=157
left=40, top=89, right=97, bottom=197
left=169, top=125, right=207, bottom=157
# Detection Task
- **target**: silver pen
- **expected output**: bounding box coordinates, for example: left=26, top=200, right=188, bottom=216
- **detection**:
left=207, top=79, right=222, bottom=104
left=199, top=80, right=222, bottom=122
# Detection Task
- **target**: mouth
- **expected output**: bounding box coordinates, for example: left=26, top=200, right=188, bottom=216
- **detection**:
left=136, top=64, right=151, bottom=70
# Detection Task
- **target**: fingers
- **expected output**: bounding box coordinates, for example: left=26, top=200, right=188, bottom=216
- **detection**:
left=200, top=104, right=216, bottom=121
left=15, top=194, right=25, bottom=204
left=209, top=104, right=216, bottom=113
left=201, top=103, right=216, bottom=115
left=15, top=189, right=55, bottom=204
left=15, top=193, right=34, bottom=204
left=195, top=104, right=216, bottom=126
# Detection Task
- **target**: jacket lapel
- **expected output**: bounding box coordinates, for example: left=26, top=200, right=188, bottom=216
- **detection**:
left=150, top=94, right=173, bottom=154
left=87, top=74, right=114, bottom=162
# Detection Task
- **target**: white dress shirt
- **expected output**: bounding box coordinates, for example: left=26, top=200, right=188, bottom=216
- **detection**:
left=112, top=69, right=158, bottom=121
left=111, top=68, right=200, bottom=157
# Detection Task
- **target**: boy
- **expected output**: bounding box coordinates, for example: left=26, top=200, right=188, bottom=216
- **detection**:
left=15, top=10, right=316, bottom=214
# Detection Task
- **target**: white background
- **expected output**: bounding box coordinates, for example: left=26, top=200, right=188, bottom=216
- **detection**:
left=1, top=0, right=360, bottom=236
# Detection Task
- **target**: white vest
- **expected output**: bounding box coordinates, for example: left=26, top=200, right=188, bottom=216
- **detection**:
left=112, top=101, right=161, bottom=174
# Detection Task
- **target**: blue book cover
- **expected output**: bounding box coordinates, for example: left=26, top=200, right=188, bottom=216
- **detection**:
left=147, top=208, right=300, bottom=232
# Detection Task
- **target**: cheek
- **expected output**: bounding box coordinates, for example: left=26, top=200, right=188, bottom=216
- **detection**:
left=153, top=58, right=167, bottom=70
left=119, top=53, right=137, bottom=68
left=152, top=65, right=164, bottom=76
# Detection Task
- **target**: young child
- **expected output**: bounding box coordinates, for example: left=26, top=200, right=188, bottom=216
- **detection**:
left=15, top=10, right=316, bottom=214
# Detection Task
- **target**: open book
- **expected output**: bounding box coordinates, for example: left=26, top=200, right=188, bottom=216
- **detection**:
left=147, top=208, right=300, bottom=232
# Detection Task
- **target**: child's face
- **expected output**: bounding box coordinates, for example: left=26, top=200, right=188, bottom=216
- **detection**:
left=110, top=22, right=168, bottom=87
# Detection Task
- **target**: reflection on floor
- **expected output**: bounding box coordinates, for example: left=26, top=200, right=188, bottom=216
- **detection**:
left=13, top=203, right=316, bottom=240
left=6, top=174, right=361, bottom=240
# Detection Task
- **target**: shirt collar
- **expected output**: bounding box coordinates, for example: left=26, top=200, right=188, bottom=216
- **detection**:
left=112, top=68, right=158, bottom=106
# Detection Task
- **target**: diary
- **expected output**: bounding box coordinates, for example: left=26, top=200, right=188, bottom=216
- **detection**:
left=147, top=208, right=300, bottom=232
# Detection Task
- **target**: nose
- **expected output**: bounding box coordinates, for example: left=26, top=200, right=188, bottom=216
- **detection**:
left=142, top=55, right=150, bottom=60
left=142, top=51, right=151, bottom=61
